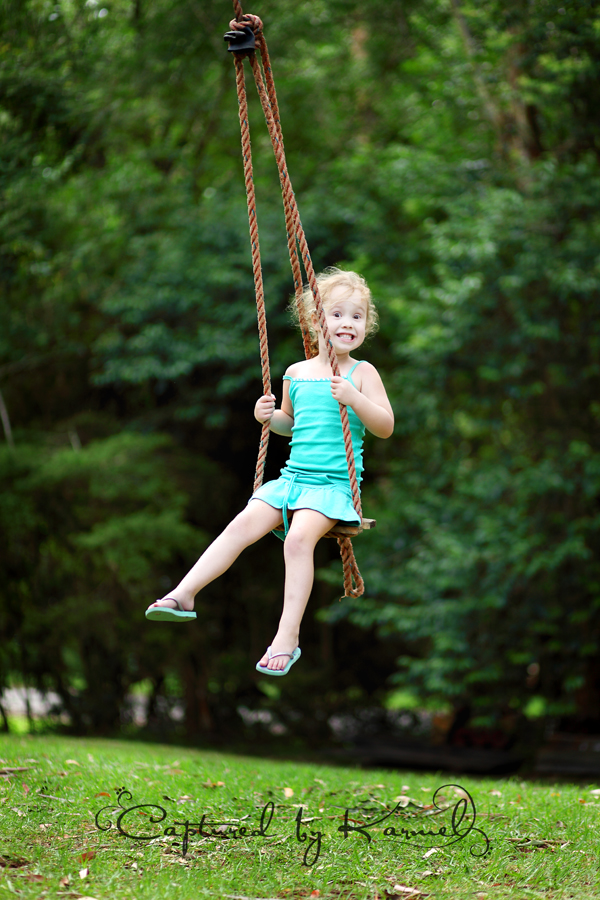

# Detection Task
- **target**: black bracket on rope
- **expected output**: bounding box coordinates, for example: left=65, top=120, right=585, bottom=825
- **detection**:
left=224, top=25, right=255, bottom=53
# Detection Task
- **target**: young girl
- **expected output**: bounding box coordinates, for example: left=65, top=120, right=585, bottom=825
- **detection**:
left=146, top=268, right=394, bottom=675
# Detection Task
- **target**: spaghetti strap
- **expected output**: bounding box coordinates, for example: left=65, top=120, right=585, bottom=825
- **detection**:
left=346, top=359, right=365, bottom=387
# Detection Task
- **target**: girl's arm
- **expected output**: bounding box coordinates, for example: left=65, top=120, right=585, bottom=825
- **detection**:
left=254, top=378, right=294, bottom=437
left=330, top=363, right=394, bottom=438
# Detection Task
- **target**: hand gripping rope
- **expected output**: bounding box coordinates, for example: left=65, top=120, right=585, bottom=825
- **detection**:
left=225, top=2, right=374, bottom=599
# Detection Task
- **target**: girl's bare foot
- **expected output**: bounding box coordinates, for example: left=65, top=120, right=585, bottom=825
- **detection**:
left=258, top=631, right=299, bottom=671
left=147, top=591, right=195, bottom=613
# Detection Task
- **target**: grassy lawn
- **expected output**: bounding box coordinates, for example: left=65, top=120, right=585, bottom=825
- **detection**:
left=1, top=734, right=599, bottom=899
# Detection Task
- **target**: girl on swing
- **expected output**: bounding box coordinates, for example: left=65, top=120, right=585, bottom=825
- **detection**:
left=146, top=268, right=394, bottom=675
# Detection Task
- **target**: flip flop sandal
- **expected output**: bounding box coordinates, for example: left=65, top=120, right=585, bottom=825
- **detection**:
left=255, top=646, right=301, bottom=677
left=145, top=598, right=197, bottom=622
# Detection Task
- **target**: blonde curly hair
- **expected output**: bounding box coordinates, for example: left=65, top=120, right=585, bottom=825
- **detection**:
left=290, top=267, right=379, bottom=355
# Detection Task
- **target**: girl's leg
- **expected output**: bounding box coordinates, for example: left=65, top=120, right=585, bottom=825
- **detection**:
left=148, top=500, right=283, bottom=611
left=258, top=508, right=336, bottom=671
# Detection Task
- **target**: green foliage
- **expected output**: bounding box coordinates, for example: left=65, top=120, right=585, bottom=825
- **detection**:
left=0, top=433, right=205, bottom=730
left=332, top=156, right=600, bottom=726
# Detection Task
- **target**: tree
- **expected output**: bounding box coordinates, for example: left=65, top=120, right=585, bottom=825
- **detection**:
left=2, top=0, right=600, bottom=743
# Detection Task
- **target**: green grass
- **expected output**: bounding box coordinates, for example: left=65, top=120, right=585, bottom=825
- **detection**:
left=1, top=734, right=599, bottom=899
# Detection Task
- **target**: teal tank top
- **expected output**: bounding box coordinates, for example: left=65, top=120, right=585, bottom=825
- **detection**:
left=282, top=360, right=366, bottom=484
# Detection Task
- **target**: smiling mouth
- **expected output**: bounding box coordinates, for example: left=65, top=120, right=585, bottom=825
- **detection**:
left=336, top=333, right=355, bottom=342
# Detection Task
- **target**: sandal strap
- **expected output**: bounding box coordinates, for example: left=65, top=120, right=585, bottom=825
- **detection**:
left=267, top=645, right=295, bottom=660
left=153, top=597, right=184, bottom=612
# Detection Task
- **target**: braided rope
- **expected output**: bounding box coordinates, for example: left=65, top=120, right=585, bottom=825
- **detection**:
left=229, top=5, right=364, bottom=598
left=233, top=54, right=271, bottom=493
left=248, top=41, right=312, bottom=359
left=338, top=536, right=365, bottom=597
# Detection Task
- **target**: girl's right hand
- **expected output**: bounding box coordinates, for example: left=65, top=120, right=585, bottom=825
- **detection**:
left=254, top=393, right=276, bottom=423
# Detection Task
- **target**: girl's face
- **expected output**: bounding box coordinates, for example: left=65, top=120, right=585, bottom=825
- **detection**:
left=315, top=285, right=368, bottom=356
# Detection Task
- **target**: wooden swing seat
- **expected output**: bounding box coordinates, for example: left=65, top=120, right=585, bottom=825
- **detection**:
left=273, top=517, right=376, bottom=539
left=325, top=517, right=376, bottom=539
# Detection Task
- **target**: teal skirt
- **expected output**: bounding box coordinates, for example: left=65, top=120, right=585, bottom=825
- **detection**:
left=249, top=470, right=361, bottom=541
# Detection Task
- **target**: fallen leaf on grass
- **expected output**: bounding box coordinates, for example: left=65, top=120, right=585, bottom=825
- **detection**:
left=508, top=837, right=563, bottom=852
left=284, top=787, right=294, bottom=799
left=201, top=779, right=225, bottom=788
left=24, top=873, right=44, bottom=883
left=79, top=867, right=90, bottom=879
left=11, top=807, right=25, bottom=817
left=388, top=886, right=426, bottom=898
left=59, top=876, right=70, bottom=887
left=94, top=792, right=111, bottom=798
left=452, top=788, right=469, bottom=799
left=65, top=760, right=80, bottom=766
left=0, top=766, right=32, bottom=775
left=79, top=851, right=96, bottom=863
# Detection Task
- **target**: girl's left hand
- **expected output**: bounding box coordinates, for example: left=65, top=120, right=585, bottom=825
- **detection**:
left=330, top=375, right=357, bottom=407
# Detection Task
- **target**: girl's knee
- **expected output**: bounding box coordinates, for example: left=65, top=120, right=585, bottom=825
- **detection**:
left=283, top=527, right=318, bottom=558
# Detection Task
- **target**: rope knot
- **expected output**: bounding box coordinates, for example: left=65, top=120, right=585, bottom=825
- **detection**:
left=225, top=14, right=263, bottom=54
left=229, top=14, right=263, bottom=35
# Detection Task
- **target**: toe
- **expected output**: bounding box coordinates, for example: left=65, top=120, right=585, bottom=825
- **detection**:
left=151, top=599, right=176, bottom=609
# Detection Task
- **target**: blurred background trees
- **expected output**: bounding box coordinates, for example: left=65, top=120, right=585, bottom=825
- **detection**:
left=1, top=0, right=599, bottom=748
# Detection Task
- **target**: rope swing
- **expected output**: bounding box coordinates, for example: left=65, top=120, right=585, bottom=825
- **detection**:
left=224, top=2, right=374, bottom=599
